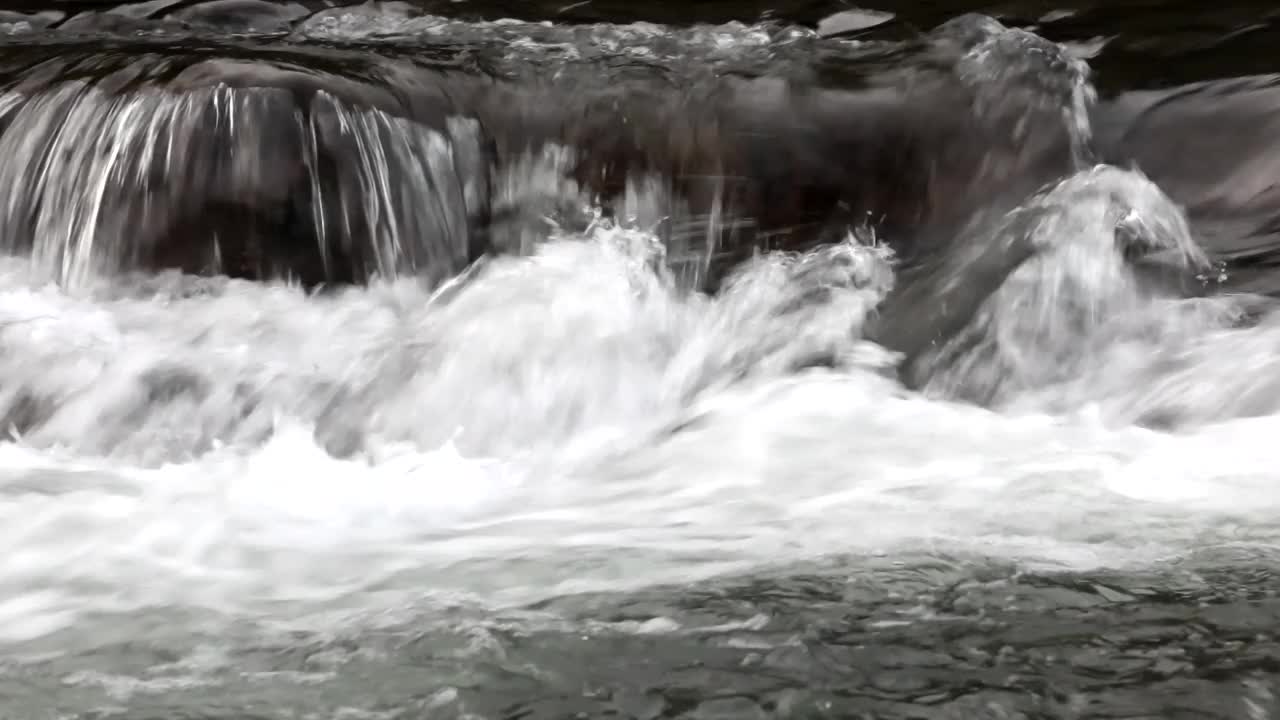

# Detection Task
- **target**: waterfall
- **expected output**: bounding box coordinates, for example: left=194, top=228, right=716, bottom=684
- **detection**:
left=0, top=56, right=489, bottom=289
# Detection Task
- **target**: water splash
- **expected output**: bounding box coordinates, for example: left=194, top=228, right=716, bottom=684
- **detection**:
left=0, top=222, right=894, bottom=465
left=485, top=142, right=587, bottom=256
left=917, top=165, right=1210, bottom=405
left=0, top=189, right=1274, bottom=660
left=0, top=12, right=1278, bottom=720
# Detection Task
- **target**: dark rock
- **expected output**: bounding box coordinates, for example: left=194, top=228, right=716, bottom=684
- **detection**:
left=169, top=0, right=310, bottom=32
left=57, top=10, right=173, bottom=32
left=816, top=8, right=894, bottom=38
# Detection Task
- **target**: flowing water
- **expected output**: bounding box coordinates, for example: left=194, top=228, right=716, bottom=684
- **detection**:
left=1, top=2, right=1280, bottom=719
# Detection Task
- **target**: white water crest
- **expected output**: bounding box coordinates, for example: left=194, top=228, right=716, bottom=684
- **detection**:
left=919, top=165, right=1210, bottom=403
left=2, top=163, right=1280, bottom=655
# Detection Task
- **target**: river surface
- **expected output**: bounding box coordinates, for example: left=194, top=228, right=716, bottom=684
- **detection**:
left=1, top=1, right=1280, bottom=719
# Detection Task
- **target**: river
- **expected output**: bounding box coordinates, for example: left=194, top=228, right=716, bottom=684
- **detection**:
left=1, top=1, right=1279, bottom=719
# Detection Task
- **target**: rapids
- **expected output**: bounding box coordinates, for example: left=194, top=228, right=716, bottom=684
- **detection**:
left=0, top=214, right=1276, bottom=631
left=1, top=2, right=1280, bottom=719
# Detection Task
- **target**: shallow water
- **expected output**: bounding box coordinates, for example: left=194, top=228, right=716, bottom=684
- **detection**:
left=0, top=2, right=1279, bottom=719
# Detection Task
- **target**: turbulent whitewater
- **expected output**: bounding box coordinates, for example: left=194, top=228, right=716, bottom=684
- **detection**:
left=2, top=3, right=1280, bottom=720
left=3, top=191, right=1280, bottom=714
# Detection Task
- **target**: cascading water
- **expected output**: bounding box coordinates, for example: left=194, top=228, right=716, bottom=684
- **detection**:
left=1, top=5, right=1280, bottom=720
left=0, top=56, right=490, bottom=289
left=916, top=165, right=1211, bottom=405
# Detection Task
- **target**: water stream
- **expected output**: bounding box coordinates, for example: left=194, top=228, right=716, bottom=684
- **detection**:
left=1, top=2, right=1279, bottom=719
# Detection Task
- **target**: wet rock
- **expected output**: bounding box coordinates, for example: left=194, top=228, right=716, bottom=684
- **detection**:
left=816, top=8, right=893, bottom=38
left=57, top=10, right=173, bottom=33
left=1039, top=9, right=1079, bottom=23
left=106, top=0, right=184, bottom=19
left=169, top=0, right=310, bottom=33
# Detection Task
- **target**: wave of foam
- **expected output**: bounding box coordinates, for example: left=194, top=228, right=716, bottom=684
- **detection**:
left=0, top=221, right=893, bottom=464
left=0, top=197, right=1278, bottom=651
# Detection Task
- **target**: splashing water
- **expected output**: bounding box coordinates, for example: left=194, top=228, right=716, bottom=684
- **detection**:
left=918, top=165, right=1209, bottom=404
left=0, top=219, right=894, bottom=466
left=1, top=12, right=1280, bottom=717
left=0, top=157, right=1279, bottom=656
left=946, top=17, right=1099, bottom=166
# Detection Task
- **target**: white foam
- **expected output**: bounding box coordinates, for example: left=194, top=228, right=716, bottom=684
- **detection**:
left=0, top=217, right=1276, bottom=652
